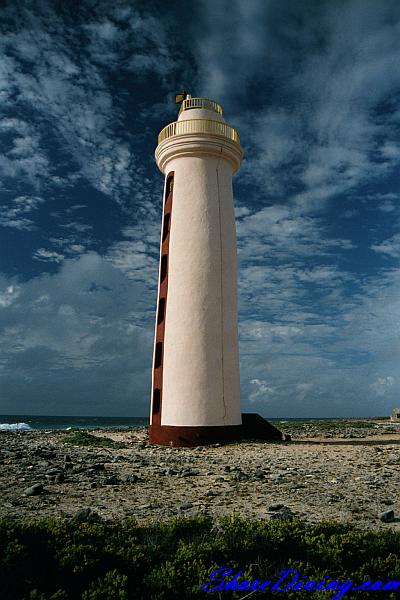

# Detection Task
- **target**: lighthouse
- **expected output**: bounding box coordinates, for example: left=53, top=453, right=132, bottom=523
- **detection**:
left=148, top=94, right=283, bottom=447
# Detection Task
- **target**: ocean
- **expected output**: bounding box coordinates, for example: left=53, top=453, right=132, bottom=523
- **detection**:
left=0, top=415, right=149, bottom=431
left=0, top=415, right=355, bottom=431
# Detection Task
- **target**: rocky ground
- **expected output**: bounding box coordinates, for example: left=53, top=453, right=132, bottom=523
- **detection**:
left=0, top=419, right=399, bottom=530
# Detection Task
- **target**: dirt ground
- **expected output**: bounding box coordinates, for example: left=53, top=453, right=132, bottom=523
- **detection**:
left=1, top=422, right=399, bottom=530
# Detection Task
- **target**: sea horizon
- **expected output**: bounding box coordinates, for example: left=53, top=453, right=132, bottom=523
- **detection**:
left=0, top=414, right=388, bottom=431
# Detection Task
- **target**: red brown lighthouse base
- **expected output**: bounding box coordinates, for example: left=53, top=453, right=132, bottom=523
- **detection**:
left=148, top=413, right=286, bottom=447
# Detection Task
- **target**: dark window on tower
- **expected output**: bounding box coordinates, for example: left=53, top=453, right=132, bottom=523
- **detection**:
left=157, top=297, right=166, bottom=325
left=162, top=212, right=170, bottom=242
left=160, top=254, right=168, bottom=282
left=165, top=174, right=174, bottom=202
left=152, top=389, right=161, bottom=414
left=154, top=342, right=163, bottom=368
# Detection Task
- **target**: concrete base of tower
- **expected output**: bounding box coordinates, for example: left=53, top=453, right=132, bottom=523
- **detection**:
left=148, top=414, right=287, bottom=447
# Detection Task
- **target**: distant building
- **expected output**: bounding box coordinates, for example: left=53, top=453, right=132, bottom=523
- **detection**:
left=390, top=408, right=400, bottom=422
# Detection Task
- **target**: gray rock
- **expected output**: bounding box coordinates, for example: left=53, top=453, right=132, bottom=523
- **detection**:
left=379, top=509, right=395, bottom=523
left=91, top=463, right=105, bottom=471
left=270, top=508, right=294, bottom=521
left=254, top=469, right=265, bottom=479
left=104, top=475, right=120, bottom=485
left=75, top=507, right=91, bottom=518
left=46, top=467, right=63, bottom=475
left=181, top=469, right=199, bottom=477
left=123, top=474, right=139, bottom=483
left=179, top=501, right=193, bottom=510
left=165, top=468, right=178, bottom=476
left=381, top=498, right=395, bottom=506
left=73, top=507, right=100, bottom=521
left=268, top=503, right=285, bottom=511
left=24, top=483, right=43, bottom=496
left=234, top=472, right=249, bottom=481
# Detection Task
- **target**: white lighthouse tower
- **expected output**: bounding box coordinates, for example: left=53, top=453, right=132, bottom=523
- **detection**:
left=148, top=95, right=284, bottom=447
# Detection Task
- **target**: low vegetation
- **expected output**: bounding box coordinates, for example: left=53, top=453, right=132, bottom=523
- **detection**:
left=61, top=430, right=126, bottom=449
left=1, top=516, right=399, bottom=599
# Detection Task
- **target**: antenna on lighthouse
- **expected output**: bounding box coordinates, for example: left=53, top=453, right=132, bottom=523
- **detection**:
left=175, top=91, right=188, bottom=104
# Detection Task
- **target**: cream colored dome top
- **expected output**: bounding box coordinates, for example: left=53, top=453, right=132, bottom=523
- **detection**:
left=157, top=96, right=241, bottom=147
left=177, top=97, right=225, bottom=123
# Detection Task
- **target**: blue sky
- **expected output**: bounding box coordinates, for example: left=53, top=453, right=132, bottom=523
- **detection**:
left=1, top=0, right=400, bottom=417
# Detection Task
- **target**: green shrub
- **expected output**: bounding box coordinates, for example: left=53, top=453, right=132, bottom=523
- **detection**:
left=0, top=516, right=399, bottom=599
left=62, top=430, right=126, bottom=449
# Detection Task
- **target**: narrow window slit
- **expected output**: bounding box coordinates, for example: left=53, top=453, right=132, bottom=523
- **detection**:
left=160, top=254, right=168, bottom=282
left=165, top=174, right=174, bottom=203
left=157, top=297, right=166, bottom=324
left=154, top=342, right=163, bottom=368
left=152, top=389, right=161, bottom=414
left=162, top=213, right=170, bottom=242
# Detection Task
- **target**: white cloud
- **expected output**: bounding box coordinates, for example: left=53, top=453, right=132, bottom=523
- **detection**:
left=33, top=249, right=65, bottom=263
left=0, top=195, right=45, bottom=230
left=0, top=2, right=174, bottom=204
left=0, top=253, right=155, bottom=414
left=370, top=376, right=395, bottom=397
left=371, top=233, right=400, bottom=258
left=196, top=0, right=400, bottom=214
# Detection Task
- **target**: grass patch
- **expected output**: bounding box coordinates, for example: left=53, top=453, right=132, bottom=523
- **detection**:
left=1, top=516, right=399, bottom=599
left=62, top=430, right=126, bottom=449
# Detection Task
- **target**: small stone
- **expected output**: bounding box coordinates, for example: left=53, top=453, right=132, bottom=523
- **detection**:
left=254, top=469, right=265, bottom=479
left=268, top=503, right=285, bottom=511
left=24, top=483, right=43, bottom=496
left=181, top=469, right=199, bottom=477
left=46, top=467, right=63, bottom=476
left=123, top=474, right=139, bottom=483
left=104, top=475, right=120, bottom=485
left=379, top=510, right=395, bottom=523
left=270, top=508, right=294, bottom=521
left=179, top=501, right=193, bottom=510
left=73, top=507, right=93, bottom=521
left=381, top=498, right=395, bottom=506
left=139, top=502, right=161, bottom=510
left=234, top=472, right=249, bottom=481
left=165, top=468, right=178, bottom=476
left=91, top=463, right=105, bottom=471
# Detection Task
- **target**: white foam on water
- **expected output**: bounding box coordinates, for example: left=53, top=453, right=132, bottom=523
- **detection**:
left=0, top=422, right=32, bottom=430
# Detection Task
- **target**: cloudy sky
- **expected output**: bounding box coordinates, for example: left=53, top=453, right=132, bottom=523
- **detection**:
left=1, top=0, right=400, bottom=417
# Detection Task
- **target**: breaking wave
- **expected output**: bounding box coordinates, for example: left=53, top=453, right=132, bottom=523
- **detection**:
left=0, top=422, right=32, bottom=430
